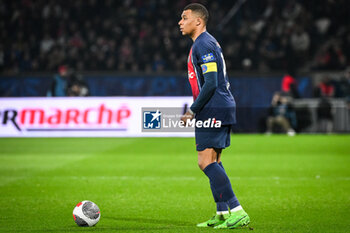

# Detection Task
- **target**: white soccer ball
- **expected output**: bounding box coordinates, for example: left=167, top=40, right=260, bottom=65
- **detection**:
left=73, top=200, right=100, bottom=227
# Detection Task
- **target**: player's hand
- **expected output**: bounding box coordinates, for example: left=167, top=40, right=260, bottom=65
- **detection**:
left=181, top=111, right=194, bottom=124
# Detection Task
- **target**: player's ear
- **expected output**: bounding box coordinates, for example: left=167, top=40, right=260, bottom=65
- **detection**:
left=196, top=17, right=201, bottom=26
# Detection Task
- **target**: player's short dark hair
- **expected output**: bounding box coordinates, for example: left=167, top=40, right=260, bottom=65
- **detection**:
left=184, top=3, right=209, bottom=25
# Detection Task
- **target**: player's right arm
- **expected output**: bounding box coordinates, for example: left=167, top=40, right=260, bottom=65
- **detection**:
left=190, top=62, right=218, bottom=113
left=189, top=44, right=219, bottom=114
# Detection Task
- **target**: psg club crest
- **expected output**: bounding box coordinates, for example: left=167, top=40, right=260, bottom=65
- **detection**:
left=143, top=110, right=161, bottom=129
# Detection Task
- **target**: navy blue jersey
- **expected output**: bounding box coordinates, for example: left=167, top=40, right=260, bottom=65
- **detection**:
left=187, top=31, right=236, bottom=125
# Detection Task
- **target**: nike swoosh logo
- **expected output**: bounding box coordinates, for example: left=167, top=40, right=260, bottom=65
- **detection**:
left=226, top=215, right=247, bottom=227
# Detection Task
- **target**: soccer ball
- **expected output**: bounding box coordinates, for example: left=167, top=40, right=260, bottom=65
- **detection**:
left=73, top=200, right=100, bottom=227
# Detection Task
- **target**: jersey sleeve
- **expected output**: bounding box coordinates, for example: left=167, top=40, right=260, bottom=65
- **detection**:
left=195, top=42, right=218, bottom=75
left=194, top=42, right=217, bottom=65
left=190, top=43, right=218, bottom=114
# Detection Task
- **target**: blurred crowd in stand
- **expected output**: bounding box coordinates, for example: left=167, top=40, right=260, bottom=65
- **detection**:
left=265, top=68, right=350, bottom=135
left=1, top=0, right=350, bottom=74
left=46, top=65, right=89, bottom=97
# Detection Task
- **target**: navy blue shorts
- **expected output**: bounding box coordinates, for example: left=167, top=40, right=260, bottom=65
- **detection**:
left=195, top=125, right=232, bottom=151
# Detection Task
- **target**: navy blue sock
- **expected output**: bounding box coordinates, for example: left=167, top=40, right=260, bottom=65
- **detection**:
left=218, top=161, right=225, bottom=171
left=209, top=181, right=228, bottom=212
left=216, top=202, right=228, bottom=212
left=227, top=196, right=240, bottom=210
left=203, top=162, right=235, bottom=203
left=218, top=161, right=240, bottom=210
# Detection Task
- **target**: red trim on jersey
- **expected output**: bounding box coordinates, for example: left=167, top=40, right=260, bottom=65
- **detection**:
left=187, top=48, right=200, bottom=100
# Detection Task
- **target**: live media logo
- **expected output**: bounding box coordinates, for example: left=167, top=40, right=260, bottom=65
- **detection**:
left=141, top=107, right=221, bottom=132
left=143, top=110, right=161, bottom=129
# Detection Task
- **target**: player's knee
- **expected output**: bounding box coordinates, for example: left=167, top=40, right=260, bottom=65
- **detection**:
left=198, top=163, right=206, bottom=171
left=197, top=158, right=213, bottom=171
left=197, top=149, right=217, bottom=170
left=198, top=160, right=206, bottom=170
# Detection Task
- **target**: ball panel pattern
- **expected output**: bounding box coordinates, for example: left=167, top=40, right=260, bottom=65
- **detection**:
left=82, top=201, right=100, bottom=220
left=73, top=214, right=89, bottom=227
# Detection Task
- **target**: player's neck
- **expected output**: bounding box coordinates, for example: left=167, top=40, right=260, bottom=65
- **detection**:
left=191, top=27, right=206, bottom=42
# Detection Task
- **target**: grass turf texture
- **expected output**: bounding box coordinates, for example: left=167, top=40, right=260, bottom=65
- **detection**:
left=0, top=135, right=349, bottom=233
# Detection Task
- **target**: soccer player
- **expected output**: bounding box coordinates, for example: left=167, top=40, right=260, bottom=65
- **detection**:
left=179, top=3, right=250, bottom=229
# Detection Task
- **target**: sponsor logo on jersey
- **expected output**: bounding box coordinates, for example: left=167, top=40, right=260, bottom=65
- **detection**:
left=188, top=71, right=195, bottom=79
left=187, top=48, right=200, bottom=100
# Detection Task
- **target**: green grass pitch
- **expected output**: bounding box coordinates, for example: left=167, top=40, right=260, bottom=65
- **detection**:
left=0, top=135, right=349, bottom=233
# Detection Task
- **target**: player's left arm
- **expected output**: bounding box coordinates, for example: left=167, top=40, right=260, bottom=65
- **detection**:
left=190, top=61, right=218, bottom=114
